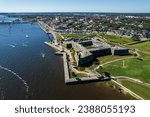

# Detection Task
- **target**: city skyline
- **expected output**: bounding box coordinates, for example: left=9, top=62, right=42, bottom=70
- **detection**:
left=0, top=0, right=150, bottom=13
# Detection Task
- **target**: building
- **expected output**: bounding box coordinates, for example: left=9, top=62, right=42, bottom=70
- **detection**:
left=73, top=43, right=93, bottom=66
left=88, top=46, right=112, bottom=58
left=111, top=46, right=129, bottom=55
left=79, top=40, right=93, bottom=47
left=63, top=42, right=72, bottom=49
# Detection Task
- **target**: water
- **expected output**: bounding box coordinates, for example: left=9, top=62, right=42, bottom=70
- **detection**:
left=0, top=23, right=129, bottom=100
left=0, top=15, right=19, bottom=23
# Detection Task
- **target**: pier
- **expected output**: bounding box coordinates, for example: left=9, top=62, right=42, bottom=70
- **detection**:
left=44, top=41, right=62, bottom=51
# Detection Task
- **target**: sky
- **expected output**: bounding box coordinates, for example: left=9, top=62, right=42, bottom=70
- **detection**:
left=0, top=0, right=150, bottom=13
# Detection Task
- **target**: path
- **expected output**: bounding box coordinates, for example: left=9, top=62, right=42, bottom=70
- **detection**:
left=113, top=76, right=150, bottom=87
left=112, top=80, right=144, bottom=100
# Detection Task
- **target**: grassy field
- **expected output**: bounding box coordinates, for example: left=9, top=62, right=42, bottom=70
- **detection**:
left=138, top=52, right=150, bottom=60
left=120, top=80, right=150, bottom=100
left=88, top=55, right=132, bottom=70
left=104, top=81, right=136, bottom=99
left=97, top=55, right=131, bottom=64
left=69, top=71, right=88, bottom=78
left=62, top=33, right=95, bottom=39
left=97, top=58, right=150, bottom=83
left=55, top=33, right=62, bottom=42
left=98, top=34, right=134, bottom=45
left=131, top=41, right=150, bottom=52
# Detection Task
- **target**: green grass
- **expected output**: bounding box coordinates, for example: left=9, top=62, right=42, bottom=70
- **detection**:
left=69, top=71, right=88, bottom=78
left=138, top=52, right=150, bottom=60
left=98, top=34, right=134, bottom=45
left=97, top=58, right=150, bottom=83
left=121, top=80, right=150, bottom=100
left=105, top=81, right=136, bottom=99
left=97, top=55, right=131, bottom=64
left=62, top=33, right=95, bottom=39
left=88, top=55, right=132, bottom=70
left=131, top=41, right=150, bottom=53
left=55, top=33, right=62, bottom=42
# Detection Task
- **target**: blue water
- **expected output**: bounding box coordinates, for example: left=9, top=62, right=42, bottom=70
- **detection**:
left=0, top=15, right=19, bottom=22
left=0, top=23, right=64, bottom=99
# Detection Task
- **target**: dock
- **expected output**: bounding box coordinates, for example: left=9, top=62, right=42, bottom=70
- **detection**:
left=65, top=77, right=99, bottom=84
left=44, top=41, right=62, bottom=51
left=55, top=51, right=63, bottom=55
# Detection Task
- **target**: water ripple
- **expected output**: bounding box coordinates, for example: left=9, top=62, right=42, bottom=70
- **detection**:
left=0, top=65, right=29, bottom=95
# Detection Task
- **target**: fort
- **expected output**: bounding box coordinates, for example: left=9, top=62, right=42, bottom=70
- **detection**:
left=72, top=43, right=93, bottom=66
left=62, top=38, right=129, bottom=66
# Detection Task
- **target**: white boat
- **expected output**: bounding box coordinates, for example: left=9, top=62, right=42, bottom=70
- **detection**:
left=26, top=35, right=29, bottom=38
left=41, top=53, right=45, bottom=58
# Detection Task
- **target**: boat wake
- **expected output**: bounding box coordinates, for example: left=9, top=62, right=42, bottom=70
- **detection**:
left=22, top=43, right=28, bottom=47
left=0, top=65, right=29, bottom=95
left=7, top=44, right=16, bottom=48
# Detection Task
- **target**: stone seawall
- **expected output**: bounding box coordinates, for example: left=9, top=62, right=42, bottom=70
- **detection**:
left=63, top=53, right=70, bottom=82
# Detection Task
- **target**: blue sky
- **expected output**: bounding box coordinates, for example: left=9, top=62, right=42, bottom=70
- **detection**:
left=0, top=0, right=150, bottom=13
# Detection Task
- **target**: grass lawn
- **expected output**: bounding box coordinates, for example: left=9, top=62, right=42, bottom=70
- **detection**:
left=121, top=80, right=150, bottom=100
left=69, top=71, right=88, bottom=78
left=99, top=34, right=134, bottom=45
left=62, top=33, right=95, bottom=39
left=131, top=41, right=150, bottom=53
left=97, top=58, right=150, bottom=83
left=138, top=52, right=150, bottom=60
left=88, top=55, right=131, bottom=70
left=97, top=55, right=131, bottom=64
left=55, top=33, right=62, bottom=42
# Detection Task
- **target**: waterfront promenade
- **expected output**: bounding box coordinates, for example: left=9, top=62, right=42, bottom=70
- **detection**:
left=37, top=20, right=57, bottom=40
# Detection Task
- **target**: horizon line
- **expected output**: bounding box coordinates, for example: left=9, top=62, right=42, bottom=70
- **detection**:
left=0, top=11, right=150, bottom=14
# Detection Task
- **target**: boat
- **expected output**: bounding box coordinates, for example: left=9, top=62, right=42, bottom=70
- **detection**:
left=26, top=35, right=29, bottom=38
left=41, top=53, right=45, bottom=58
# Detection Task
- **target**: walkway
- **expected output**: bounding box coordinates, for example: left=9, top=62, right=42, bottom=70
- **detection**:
left=113, top=76, right=150, bottom=87
left=112, top=80, right=144, bottom=100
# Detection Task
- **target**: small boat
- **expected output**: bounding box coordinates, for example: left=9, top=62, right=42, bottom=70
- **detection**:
left=26, top=35, right=29, bottom=38
left=41, top=53, right=45, bottom=58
